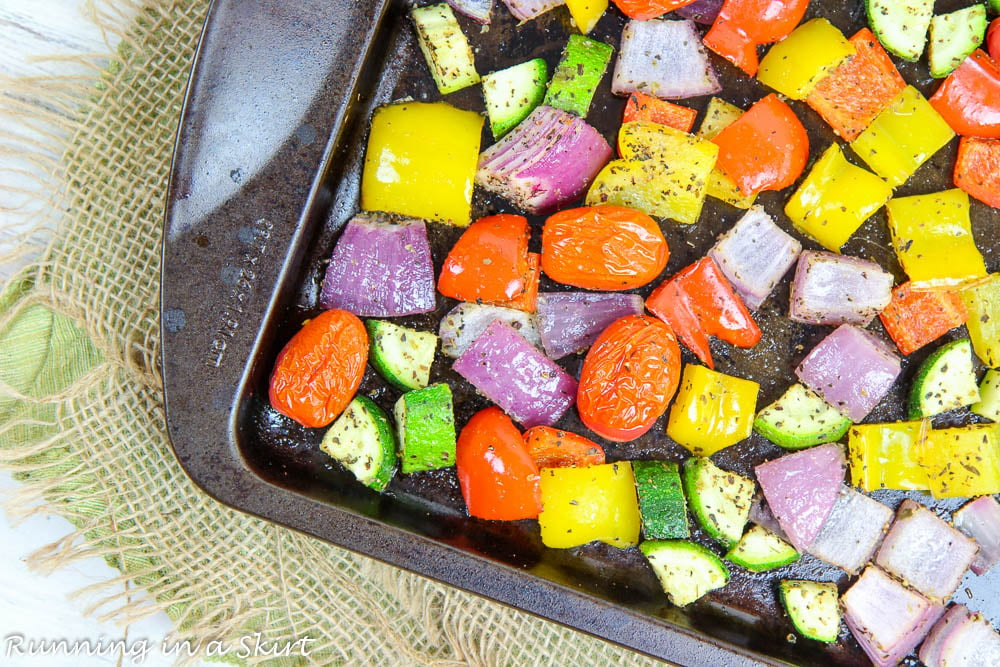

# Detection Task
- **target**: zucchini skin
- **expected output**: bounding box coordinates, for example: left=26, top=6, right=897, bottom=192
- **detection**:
left=633, top=460, right=689, bottom=539
left=320, top=395, right=398, bottom=492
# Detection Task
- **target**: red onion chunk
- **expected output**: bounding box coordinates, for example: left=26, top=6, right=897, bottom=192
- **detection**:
left=789, top=251, right=894, bottom=327
left=674, top=0, right=723, bottom=24
left=439, top=303, right=541, bottom=359
left=319, top=214, right=435, bottom=316
left=876, top=499, right=979, bottom=601
left=754, top=443, right=845, bottom=551
left=931, top=608, right=1000, bottom=666
left=806, top=485, right=893, bottom=575
left=919, top=604, right=972, bottom=667
left=502, top=0, right=563, bottom=20
left=954, top=495, right=1000, bottom=575
left=536, top=292, right=644, bottom=359
left=448, top=0, right=494, bottom=23
left=612, top=19, right=721, bottom=100
left=796, top=324, right=901, bottom=422
left=477, top=106, right=612, bottom=215
left=842, top=565, right=944, bottom=667
left=453, top=319, right=577, bottom=427
left=708, top=206, right=802, bottom=310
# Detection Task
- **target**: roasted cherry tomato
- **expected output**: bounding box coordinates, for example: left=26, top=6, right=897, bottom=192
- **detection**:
left=711, top=94, right=809, bottom=196
left=704, top=0, right=810, bottom=75
left=438, top=214, right=530, bottom=303
left=268, top=309, right=368, bottom=428
left=988, top=18, right=1000, bottom=64
left=929, top=50, right=1000, bottom=139
left=612, top=0, right=697, bottom=21
left=541, top=205, right=669, bottom=291
left=577, top=315, right=681, bottom=442
left=523, top=426, right=606, bottom=468
left=456, top=407, right=542, bottom=521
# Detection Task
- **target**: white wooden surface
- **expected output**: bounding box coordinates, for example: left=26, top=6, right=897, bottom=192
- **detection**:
left=0, top=1, right=197, bottom=664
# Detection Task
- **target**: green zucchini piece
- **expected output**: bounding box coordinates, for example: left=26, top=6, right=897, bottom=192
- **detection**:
left=640, top=540, right=730, bottom=607
left=633, top=461, right=689, bottom=540
left=321, top=396, right=397, bottom=492
left=753, top=383, right=852, bottom=450
left=411, top=3, right=480, bottom=95
left=779, top=580, right=841, bottom=643
left=972, top=369, right=1000, bottom=421
left=394, top=383, right=457, bottom=473
left=725, top=525, right=799, bottom=572
left=908, top=338, right=981, bottom=419
left=865, top=0, right=935, bottom=62
left=482, top=59, right=549, bottom=139
left=367, top=320, right=438, bottom=391
left=682, top=457, right=755, bottom=548
left=543, top=34, right=614, bottom=117
left=928, top=5, right=987, bottom=78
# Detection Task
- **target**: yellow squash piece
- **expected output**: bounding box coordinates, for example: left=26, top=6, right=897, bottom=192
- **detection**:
left=919, top=423, right=1000, bottom=498
left=758, top=18, right=856, bottom=100
left=963, top=273, right=1000, bottom=368
left=785, top=144, right=893, bottom=251
left=667, top=364, right=759, bottom=456
left=850, top=86, right=954, bottom=188
left=586, top=122, right=718, bottom=224
left=886, top=189, right=986, bottom=288
left=538, top=462, right=642, bottom=549
left=566, top=0, right=607, bottom=34
left=361, top=101, right=483, bottom=226
left=848, top=422, right=928, bottom=492
left=697, top=97, right=756, bottom=209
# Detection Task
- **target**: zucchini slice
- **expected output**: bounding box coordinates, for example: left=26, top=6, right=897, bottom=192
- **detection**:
left=483, top=59, right=549, bottom=139
left=411, top=3, right=480, bottom=95
left=394, top=383, right=457, bottom=473
left=754, top=383, right=852, bottom=450
left=633, top=460, right=689, bottom=540
left=928, top=5, right=987, bottom=78
left=972, top=369, right=1000, bottom=421
left=865, top=0, right=935, bottom=62
left=640, top=540, right=730, bottom=607
left=908, top=338, right=981, bottom=419
left=543, top=34, right=614, bottom=117
left=367, top=320, right=438, bottom=391
left=779, top=580, right=841, bottom=643
left=321, top=396, right=397, bottom=492
left=682, top=457, right=755, bottom=548
left=726, top=525, right=799, bottom=572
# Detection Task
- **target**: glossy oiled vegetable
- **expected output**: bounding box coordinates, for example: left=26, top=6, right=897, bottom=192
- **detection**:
left=757, top=18, right=855, bottom=100
left=538, top=462, right=641, bottom=549
left=908, top=338, right=980, bottom=418
left=805, top=486, right=892, bottom=575
left=878, top=282, right=968, bottom=356
left=612, top=18, right=720, bottom=100
left=702, top=0, right=809, bottom=76
left=954, top=136, right=1000, bottom=208
left=482, top=58, right=548, bottom=139
left=696, top=97, right=756, bottom=209
left=920, top=604, right=1000, bottom=667
left=788, top=251, right=893, bottom=327
left=848, top=421, right=928, bottom=492
left=753, top=383, right=851, bottom=451
left=919, top=423, right=1000, bottom=498
left=963, top=273, right=1000, bottom=367
left=361, top=101, right=483, bottom=225
left=269, top=310, right=368, bottom=429
left=622, top=92, right=697, bottom=133
left=633, top=460, right=688, bottom=540
left=577, top=315, right=681, bottom=442
left=565, top=0, right=607, bottom=34
left=438, top=214, right=531, bottom=303
left=456, top=407, right=541, bottom=521
left=394, top=384, right=457, bottom=473
left=411, top=3, right=480, bottom=95
left=535, top=292, right=643, bottom=359
left=541, top=205, right=668, bottom=291
left=666, top=364, right=759, bottom=457
left=683, top=456, right=755, bottom=548
left=612, top=0, right=695, bottom=20
left=954, top=496, right=1000, bottom=575
left=929, top=49, right=1000, bottom=138
left=523, top=426, right=605, bottom=468
left=640, top=540, right=729, bottom=606
left=502, top=0, right=563, bottom=19
left=927, top=4, right=987, bottom=79
left=543, top=34, right=613, bottom=117
left=779, top=580, right=840, bottom=643
left=320, top=396, right=397, bottom=492
left=438, top=302, right=541, bottom=359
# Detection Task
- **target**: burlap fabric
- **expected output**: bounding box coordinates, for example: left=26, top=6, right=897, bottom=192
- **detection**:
left=0, top=1, right=666, bottom=664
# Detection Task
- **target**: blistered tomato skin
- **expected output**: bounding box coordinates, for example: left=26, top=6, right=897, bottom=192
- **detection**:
left=541, top=205, right=669, bottom=291
left=268, top=309, right=368, bottom=428
left=577, top=314, right=682, bottom=442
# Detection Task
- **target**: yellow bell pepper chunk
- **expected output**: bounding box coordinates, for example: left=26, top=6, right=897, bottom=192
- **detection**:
left=586, top=122, right=718, bottom=224
left=848, top=422, right=929, bottom=492
left=785, top=144, right=893, bottom=251
left=758, top=19, right=856, bottom=100
left=697, top=97, right=756, bottom=209
left=963, top=273, right=1000, bottom=368
left=566, top=0, right=607, bottom=35
left=886, top=189, right=986, bottom=288
left=361, top=101, right=483, bottom=226
left=850, top=86, right=954, bottom=188
left=666, top=364, right=759, bottom=456
left=538, top=462, right=641, bottom=549
left=919, top=423, right=1000, bottom=498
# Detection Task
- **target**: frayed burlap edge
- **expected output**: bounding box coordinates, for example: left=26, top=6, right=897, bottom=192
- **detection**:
left=0, top=2, right=665, bottom=666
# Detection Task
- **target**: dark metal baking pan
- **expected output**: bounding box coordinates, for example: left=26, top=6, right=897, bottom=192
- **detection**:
left=161, top=1, right=1000, bottom=664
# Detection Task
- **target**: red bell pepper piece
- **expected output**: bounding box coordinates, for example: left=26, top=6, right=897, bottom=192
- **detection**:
left=646, top=257, right=761, bottom=369
left=878, top=282, right=969, bottom=356
left=988, top=18, right=1000, bottom=64
left=456, top=407, right=542, bottom=521
left=929, top=50, right=1000, bottom=138
left=954, top=136, right=1000, bottom=208
left=612, top=0, right=697, bottom=21
left=703, top=0, right=810, bottom=76
left=522, top=426, right=606, bottom=469
left=710, top=94, right=809, bottom=197
left=622, top=92, right=698, bottom=133
left=486, top=252, right=540, bottom=313
left=438, top=214, right=530, bottom=303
